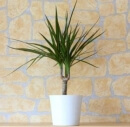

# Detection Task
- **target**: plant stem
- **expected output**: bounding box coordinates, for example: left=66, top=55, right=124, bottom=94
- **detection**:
left=60, top=65, right=70, bottom=95
left=62, top=79, right=68, bottom=95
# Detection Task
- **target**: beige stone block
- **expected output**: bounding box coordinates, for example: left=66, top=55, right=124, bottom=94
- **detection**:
left=0, top=10, right=7, bottom=31
left=0, top=33, right=7, bottom=55
left=81, top=103, right=87, bottom=112
left=127, top=32, right=130, bottom=49
left=81, top=42, right=95, bottom=58
left=104, top=14, right=126, bottom=38
left=38, top=99, right=50, bottom=112
left=46, top=76, right=62, bottom=95
left=30, top=115, right=52, bottom=123
left=116, top=0, right=128, bottom=13
left=97, top=40, right=126, bottom=56
left=112, top=76, right=130, bottom=96
left=123, top=99, right=130, bottom=112
left=0, top=116, right=6, bottom=122
left=0, top=56, right=26, bottom=69
left=26, top=78, right=44, bottom=99
left=0, top=0, right=6, bottom=7
left=94, top=78, right=111, bottom=97
left=8, top=0, right=29, bottom=18
left=120, top=114, right=130, bottom=122
left=71, top=0, right=97, bottom=10
left=128, top=11, right=130, bottom=23
left=80, top=115, right=116, bottom=122
left=109, top=53, right=130, bottom=75
left=44, top=1, right=69, bottom=17
left=68, top=78, right=92, bottom=96
left=33, top=21, right=49, bottom=40
left=27, top=57, right=59, bottom=77
left=0, top=84, right=23, bottom=95
left=72, top=11, right=99, bottom=25
left=85, top=25, right=102, bottom=39
left=0, top=69, right=28, bottom=83
left=71, top=58, right=106, bottom=77
left=9, top=14, right=31, bottom=40
left=8, top=113, right=28, bottom=123
left=71, top=25, right=83, bottom=38
left=88, top=98, right=121, bottom=115
left=30, top=1, right=43, bottom=20
left=0, top=97, right=35, bottom=112
left=98, top=0, right=113, bottom=3
left=99, top=3, right=114, bottom=16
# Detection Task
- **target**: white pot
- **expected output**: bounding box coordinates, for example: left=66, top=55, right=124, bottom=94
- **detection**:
left=49, top=95, right=82, bottom=126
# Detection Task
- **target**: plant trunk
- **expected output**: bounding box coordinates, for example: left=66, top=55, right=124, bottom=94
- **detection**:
left=62, top=79, right=68, bottom=95
left=60, top=65, right=70, bottom=95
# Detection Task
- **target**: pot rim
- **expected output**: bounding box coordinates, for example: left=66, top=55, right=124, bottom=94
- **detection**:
left=49, top=95, right=82, bottom=97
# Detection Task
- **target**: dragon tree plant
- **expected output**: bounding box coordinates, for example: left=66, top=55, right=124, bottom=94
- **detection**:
left=8, top=1, right=103, bottom=95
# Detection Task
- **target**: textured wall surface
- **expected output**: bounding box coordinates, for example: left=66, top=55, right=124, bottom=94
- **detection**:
left=0, top=0, right=130, bottom=123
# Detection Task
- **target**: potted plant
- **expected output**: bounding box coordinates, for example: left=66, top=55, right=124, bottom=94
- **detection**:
left=8, top=1, right=103, bottom=126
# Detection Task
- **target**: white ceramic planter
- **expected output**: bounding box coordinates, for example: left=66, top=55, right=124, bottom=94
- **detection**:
left=49, top=95, right=82, bottom=126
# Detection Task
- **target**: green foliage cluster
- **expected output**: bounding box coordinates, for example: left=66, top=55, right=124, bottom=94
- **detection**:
left=9, top=1, right=103, bottom=95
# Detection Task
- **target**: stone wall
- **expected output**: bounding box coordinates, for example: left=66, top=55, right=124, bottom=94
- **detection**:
left=0, top=0, right=130, bottom=123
